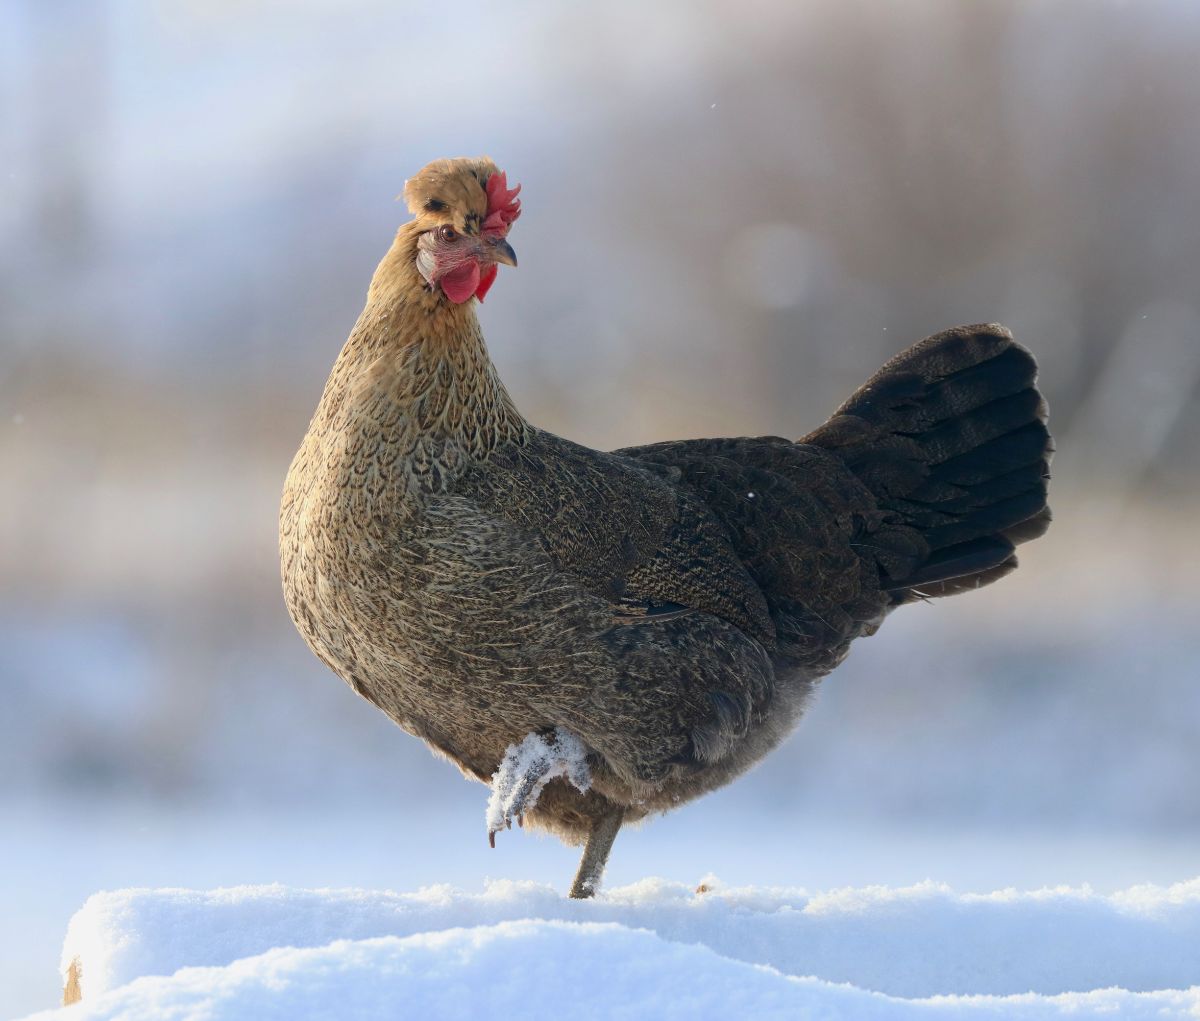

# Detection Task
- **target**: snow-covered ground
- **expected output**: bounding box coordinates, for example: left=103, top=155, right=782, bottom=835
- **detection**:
left=11, top=801, right=1200, bottom=1016
left=16, top=877, right=1200, bottom=1019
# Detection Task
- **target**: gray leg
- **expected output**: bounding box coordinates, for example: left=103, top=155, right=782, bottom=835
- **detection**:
left=568, top=805, right=625, bottom=899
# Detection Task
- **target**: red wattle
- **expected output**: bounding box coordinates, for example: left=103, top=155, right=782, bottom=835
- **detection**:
left=474, top=264, right=498, bottom=302
left=440, top=261, right=481, bottom=304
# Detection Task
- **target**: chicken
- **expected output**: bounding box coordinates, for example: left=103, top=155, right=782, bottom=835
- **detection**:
left=280, top=156, right=1052, bottom=898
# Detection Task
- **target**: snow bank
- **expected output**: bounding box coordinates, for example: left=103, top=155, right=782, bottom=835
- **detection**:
left=17, top=921, right=1200, bottom=1021
left=51, top=877, right=1200, bottom=999
left=19, top=878, right=1200, bottom=1019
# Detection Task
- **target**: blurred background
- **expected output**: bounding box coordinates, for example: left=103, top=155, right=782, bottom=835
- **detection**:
left=3, top=0, right=1200, bottom=1013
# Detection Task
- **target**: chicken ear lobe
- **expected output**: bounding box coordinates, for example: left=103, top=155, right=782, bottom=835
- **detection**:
left=440, top=261, right=482, bottom=304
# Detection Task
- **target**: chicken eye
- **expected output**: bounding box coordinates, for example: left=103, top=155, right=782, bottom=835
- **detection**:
left=437, top=225, right=458, bottom=243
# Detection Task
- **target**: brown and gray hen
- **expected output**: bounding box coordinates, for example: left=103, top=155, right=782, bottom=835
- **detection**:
left=279, top=156, right=1053, bottom=898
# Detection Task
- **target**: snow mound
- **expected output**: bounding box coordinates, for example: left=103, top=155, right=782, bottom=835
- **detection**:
left=19, top=878, right=1200, bottom=1019
left=18, top=921, right=1200, bottom=1021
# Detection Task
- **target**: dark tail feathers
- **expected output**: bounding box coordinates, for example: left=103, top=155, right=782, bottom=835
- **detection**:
left=804, top=323, right=1052, bottom=601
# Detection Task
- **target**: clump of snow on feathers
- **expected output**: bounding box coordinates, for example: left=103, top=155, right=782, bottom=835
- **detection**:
left=486, top=727, right=591, bottom=836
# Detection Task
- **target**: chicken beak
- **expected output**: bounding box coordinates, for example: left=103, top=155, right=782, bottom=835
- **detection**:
left=487, top=237, right=518, bottom=268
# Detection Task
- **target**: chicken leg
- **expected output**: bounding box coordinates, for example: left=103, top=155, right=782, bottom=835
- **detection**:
left=568, top=805, right=625, bottom=899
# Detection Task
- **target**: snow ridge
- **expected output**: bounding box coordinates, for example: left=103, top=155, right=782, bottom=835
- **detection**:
left=20, top=877, right=1200, bottom=1020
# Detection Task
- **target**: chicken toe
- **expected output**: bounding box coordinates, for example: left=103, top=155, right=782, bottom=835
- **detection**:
left=486, top=727, right=591, bottom=844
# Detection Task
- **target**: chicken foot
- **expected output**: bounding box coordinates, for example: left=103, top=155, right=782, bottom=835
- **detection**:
left=486, top=726, right=591, bottom=847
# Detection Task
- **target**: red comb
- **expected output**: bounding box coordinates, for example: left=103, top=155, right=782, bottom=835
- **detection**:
left=482, top=171, right=521, bottom=236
